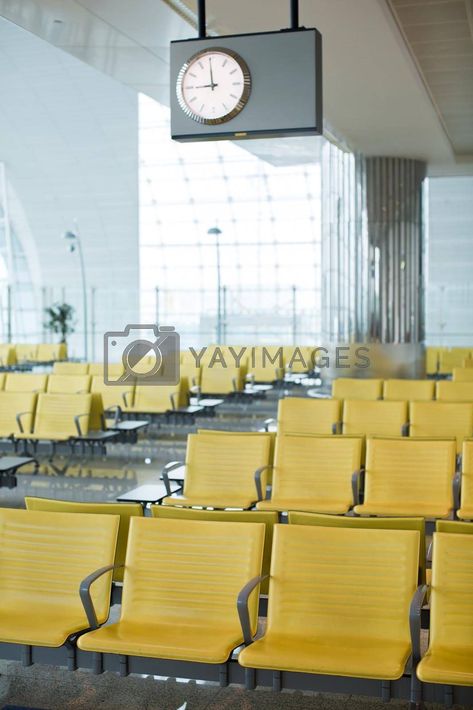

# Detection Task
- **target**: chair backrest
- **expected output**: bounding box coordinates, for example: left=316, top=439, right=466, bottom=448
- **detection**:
left=272, top=434, right=362, bottom=509
left=436, top=520, right=473, bottom=535
left=332, top=378, right=383, bottom=400
left=47, top=374, right=91, bottom=394
left=288, top=511, right=426, bottom=583
left=384, top=379, right=434, bottom=402
left=266, top=524, right=419, bottom=643
left=35, top=343, right=67, bottom=362
left=53, top=362, right=89, bottom=375
left=277, top=397, right=341, bottom=435
left=409, top=401, right=473, bottom=453
left=364, top=437, right=457, bottom=514
left=425, top=347, right=444, bottom=375
left=179, top=362, right=201, bottom=394
left=14, top=344, right=38, bottom=362
left=458, top=439, right=473, bottom=520
left=183, top=432, right=271, bottom=501
left=4, top=373, right=48, bottom=393
left=0, top=344, right=16, bottom=366
left=0, top=392, right=37, bottom=437
left=342, top=399, right=408, bottom=437
left=24, top=497, right=142, bottom=582
left=197, top=429, right=276, bottom=471
left=121, top=518, right=265, bottom=634
left=453, top=367, right=473, bottom=382
left=283, top=346, right=313, bottom=373
left=247, top=346, right=285, bottom=382
left=133, top=383, right=181, bottom=413
left=429, top=532, right=473, bottom=652
left=463, top=357, right=473, bottom=368
left=0, top=372, right=4, bottom=390
left=200, top=365, right=244, bottom=393
left=0, top=508, right=118, bottom=623
left=436, top=381, right=473, bottom=402
left=439, top=349, right=472, bottom=375
left=33, top=393, right=92, bottom=438
left=91, top=376, right=135, bottom=411
left=150, top=507, right=276, bottom=594
left=88, top=362, right=124, bottom=378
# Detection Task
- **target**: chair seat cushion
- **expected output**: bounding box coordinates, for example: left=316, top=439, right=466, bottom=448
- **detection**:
left=239, top=634, right=411, bottom=680
left=78, top=621, right=242, bottom=664
left=457, top=507, right=473, bottom=521
left=354, top=503, right=451, bottom=519
left=0, top=607, right=88, bottom=647
left=162, top=495, right=255, bottom=510
left=417, top=648, right=473, bottom=686
left=256, top=499, right=350, bottom=514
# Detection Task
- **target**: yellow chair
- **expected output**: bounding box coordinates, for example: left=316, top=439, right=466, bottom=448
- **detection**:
left=91, top=376, right=134, bottom=413
left=125, top=383, right=181, bottom=414
left=0, top=392, right=37, bottom=438
left=417, top=532, right=473, bottom=687
left=453, top=368, right=473, bottom=383
left=78, top=518, right=265, bottom=664
left=88, top=363, right=124, bottom=378
left=14, top=344, right=38, bottom=363
left=425, top=347, right=444, bottom=376
left=15, top=393, right=92, bottom=441
left=289, top=511, right=427, bottom=584
left=463, top=357, right=473, bottom=368
left=238, top=524, right=419, bottom=682
left=162, top=432, right=271, bottom=509
left=409, top=401, right=473, bottom=454
left=197, top=429, right=276, bottom=482
left=247, top=346, right=284, bottom=383
left=439, top=349, right=472, bottom=375
left=4, top=373, right=48, bottom=393
left=355, top=437, right=457, bottom=518
left=179, top=362, right=201, bottom=405
left=0, top=372, right=4, bottom=390
left=274, top=397, right=342, bottom=436
left=332, top=378, right=383, bottom=400
left=383, top=379, right=434, bottom=402
left=458, top=439, right=473, bottom=520
left=0, top=344, right=16, bottom=367
left=199, top=365, right=244, bottom=394
left=283, top=346, right=313, bottom=374
left=436, top=381, right=473, bottom=402
left=35, top=343, right=67, bottom=362
left=53, top=362, right=89, bottom=375
left=47, top=374, right=91, bottom=394
left=151, top=507, right=277, bottom=594
left=257, top=434, right=362, bottom=514
left=342, top=400, right=408, bottom=437
left=436, top=519, right=473, bottom=535
left=0, top=508, right=118, bottom=647
left=25, top=498, right=142, bottom=583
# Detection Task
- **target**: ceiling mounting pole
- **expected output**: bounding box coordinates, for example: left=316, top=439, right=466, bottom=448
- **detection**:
left=197, top=0, right=206, bottom=38
left=290, top=0, right=300, bottom=29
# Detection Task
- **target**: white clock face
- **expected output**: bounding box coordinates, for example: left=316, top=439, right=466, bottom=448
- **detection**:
left=176, top=48, right=251, bottom=125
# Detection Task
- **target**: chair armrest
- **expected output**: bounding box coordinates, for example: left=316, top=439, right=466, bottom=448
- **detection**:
left=409, top=584, right=429, bottom=665
left=232, top=377, right=238, bottom=392
left=105, top=405, right=122, bottom=426
left=263, top=418, right=276, bottom=432
left=254, top=465, right=272, bottom=501
left=332, top=421, right=342, bottom=435
left=246, top=373, right=255, bottom=385
left=351, top=469, right=362, bottom=506
left=401, top=422, right=410, bottom=436
left=15, top=410, right=32, bottom=434
left=169, top=392, right=178, bottom=410
left=122, top=390, right=133, bottom=408
left=453, top=472, right=461, bottom=512
left=237, top=574, right=268, bottom=646
left=74, top=412, right=89, bottom=436
left=162, top=460, right=186, bottom=495
left=426, top=541, right=432, bottom=565
left=80, top=563, right=124, bottom=629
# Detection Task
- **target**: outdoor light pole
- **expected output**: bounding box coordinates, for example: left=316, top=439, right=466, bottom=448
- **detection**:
left=63, top=227, right=88, bottom=360
left=208, top=226, right=223, bottom=344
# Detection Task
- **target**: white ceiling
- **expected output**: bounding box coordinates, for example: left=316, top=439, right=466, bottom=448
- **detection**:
left=0, top=0, right=471, bottom=174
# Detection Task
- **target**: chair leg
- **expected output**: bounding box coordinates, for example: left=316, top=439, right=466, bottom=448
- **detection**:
left=66, top=641, right=77, bottom=671
left=219, top=663, right=228, bottom=687
left=21, top=646, right=32, bottom=667
left=93, top=652, right=104, bottom=675
left=272, top=670, right=281, bottom=692
left=245, top=667, right=256, bottom=690
left=381, top=680, right=391, bottom=702
left=119, top=654, right=128, bottom=677
left=444, top=685, right=454, bottom=708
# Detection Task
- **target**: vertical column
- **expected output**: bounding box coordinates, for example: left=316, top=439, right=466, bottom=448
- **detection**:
left=366, top=157, right=426, bottom=343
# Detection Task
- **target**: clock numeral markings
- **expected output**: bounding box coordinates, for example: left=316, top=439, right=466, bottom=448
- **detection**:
left=222, top=102, right=228, bottom=111
left=230, top=93, right=238, bottom=99
left=190, top=97, right=197, bottom=103
left=186, top=86, right=194, bottom=90
left=232, top=82, right=241, bottom=86
left=189, top=72, right=196, bottom=78
left=229, top=68, right=237, bottom=75
left=200, top=103, right=205, bottom=112
left=198, top=61, right=204, bottom=70
left=222, top=59, right=228, bottom=67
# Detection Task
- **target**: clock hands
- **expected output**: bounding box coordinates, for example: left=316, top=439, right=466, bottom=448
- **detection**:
left=194, top=83, right=219, bottom=89
left=209, top=57, right=217, bottom=91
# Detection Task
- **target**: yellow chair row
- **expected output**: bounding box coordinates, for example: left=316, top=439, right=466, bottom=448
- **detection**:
left=0, top=392, right=92, bottom=442
left=272, top=396, right=473, bottom=453
left=0, top=342, right=67, bottom=366
left=333, top=376, right=473, bottom=401
left=426, top=346, right=473, bottom=375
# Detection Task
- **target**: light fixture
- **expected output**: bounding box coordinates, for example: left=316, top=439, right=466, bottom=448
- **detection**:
left=63, top=228, right=88, bottom=360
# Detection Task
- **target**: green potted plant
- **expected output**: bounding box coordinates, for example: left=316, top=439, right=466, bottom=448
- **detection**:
left=44, top=302, right=76, bottom=344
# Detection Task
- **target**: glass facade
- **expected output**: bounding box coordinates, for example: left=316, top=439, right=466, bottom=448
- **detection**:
left=139, top=95, right=323, bottom=347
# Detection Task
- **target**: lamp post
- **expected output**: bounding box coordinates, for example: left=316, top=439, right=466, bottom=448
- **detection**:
left=63, top=228, right=88, bottom=360
left=208, top=226, right=223, bottom=344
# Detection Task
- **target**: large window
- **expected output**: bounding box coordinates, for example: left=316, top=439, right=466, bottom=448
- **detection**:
left=139, top=95, right=322, bottom=347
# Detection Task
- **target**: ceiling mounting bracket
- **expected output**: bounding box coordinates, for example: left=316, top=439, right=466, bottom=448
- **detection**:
left=196, top=0, right=301, bottom=38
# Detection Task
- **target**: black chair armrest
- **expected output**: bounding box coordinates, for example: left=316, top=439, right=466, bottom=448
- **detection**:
left=162, top=460, right=186, bottom=495
left=74, top=412, right=89, bottom=436
left=351, top=469, right=362, bottom=506
left=453, top=472, right=461, bottom=513
left=263, top=418, right=276, bottom=432
left=254, top=465, right=272, bottom=501
left=237, top=574, right=268, bottom=646
left=402, top=422, right=410, bottom=436
left=409, top=584, right=429, bottom=665
left=15, top=410, right=32, bottom=434
left=332, top=421, right=342, bottom=435
left=80, top=563, right=124, bottom=629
